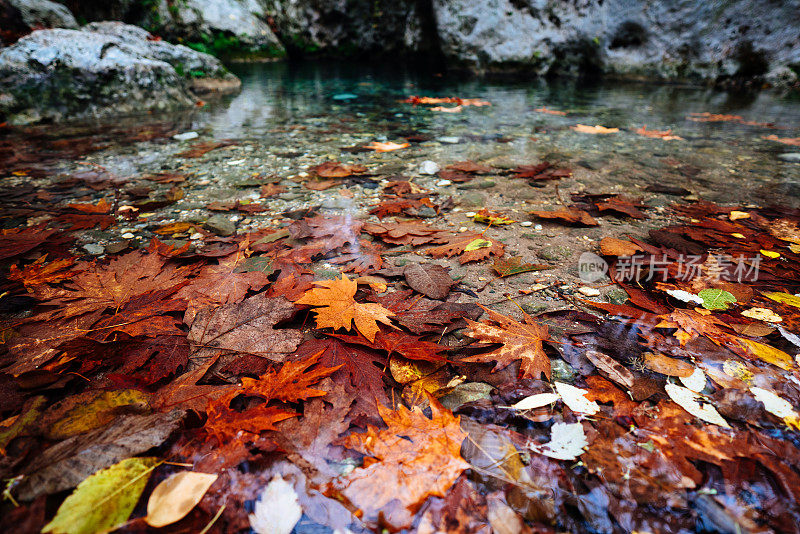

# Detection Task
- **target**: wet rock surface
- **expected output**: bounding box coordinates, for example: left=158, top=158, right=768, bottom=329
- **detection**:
left=0, top=22, right=239, bottom=125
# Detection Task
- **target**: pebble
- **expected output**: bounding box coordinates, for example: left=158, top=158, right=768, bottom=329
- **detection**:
left=519, top=221, right=533, bottom=227
left=121, top=232, right=135, bottom=239
left=778, top=153, right=800, bottom=163
left=173, top=131, right=199, bottom=141
left=458, top=226, right=468, bottom=232
left=83, top=243, right=104, bottom=255
left=436, top=179, right=452, bottom=187
left=534, top=224, right=543, bottom=230
left=419, top=161, right=440, bottom=175
left=437, top=136, right=461, bottom=144
left=190, top=233, right=203, bottom=240
left=465, top=212, right=476, bottom=217
left=203, top=214, right=236, bottom=236
left=578, top=286, right=601, bottom=297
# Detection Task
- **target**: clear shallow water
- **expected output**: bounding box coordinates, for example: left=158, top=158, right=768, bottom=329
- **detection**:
left=178, top=61, right=800, bottom=207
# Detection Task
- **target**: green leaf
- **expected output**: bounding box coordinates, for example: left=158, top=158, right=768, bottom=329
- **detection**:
left=42, top=457, right=160, bottom=534
left=698, top=289, right=736, bottom=310
left=464, top=238, right=492, bottom=252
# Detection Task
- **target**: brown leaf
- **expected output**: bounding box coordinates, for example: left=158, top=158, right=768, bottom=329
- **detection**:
left=403, top=263, right=453, bottom=299
left=464, top=306, right=551, bottom=379
left=599, top=237, right=643, bottom=257
left=309, top=161, right=367, bottom=178
left=530, top=207, right=599, bottom=226
left=426, top=234, right=505, bottom=264
left=187, top=294, right=303, bottom=360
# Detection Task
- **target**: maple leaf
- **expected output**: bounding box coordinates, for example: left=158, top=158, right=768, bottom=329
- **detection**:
left=260, top=183, right=286, bottom=198
left=492, top=256, right=551, bottom=277
left=293, top=337, right=389, bottom=414
left=687, top=112, right=743, bottom=122
left=330, top=329, right=448, bottom=363
left=205, top=353, right=338, bottom=443
left=446, top=160, right=494, bottom=174
left=295, top=275, right=395, bottom=342
left=368, top=196, right=435, bottom=220
left=176, top=245, right=272, bottom=324
left=289, top=215, right=363, bottom=250
left=33, top=248, right=193, bottom=321
left=426, top=233, right=505, bottom=264
left=530, top=207, right=598, bottom=226
left=176, top=140, right=236, bottom=158
left=367, top=289, right=481, bottom=334
left=327, top=242, right=384, bottom=274
left=335, top=397, right=469, bottom=529
left=463, top=306, right=551, bottom=379
left=595, top=196, right=647, bottom=219
left=9, top=256, right=80, bottom=288
left=763, top=134, right=800, bottom=146
left=88, top=288, right=186, bottom=340
left=0, top=224, right=61, bottom=261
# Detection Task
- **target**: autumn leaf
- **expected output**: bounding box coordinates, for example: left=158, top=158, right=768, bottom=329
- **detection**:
left=187, top=293, right=303, bottom=360
left=205, top=353, right=339, bottom=442
left=295, top=274, right=395, bottom=342
left=330, top=329, right=448, bottom=363
left=571, top=124, right=619, bottom=134
left=364, top=141, right=409, bottom=152
left=309, top=160, right=367, bottom=178
left=635, top=126, right=684, bottom=141
left=763, top=134, right=800, bottom=146
left=363, top=221, right=450, bottom=246
left=426, top=233, right=505, bottom=264
left=335, top=397, right=468, bottom=528
left=530, top=207, right=599, bottom=226
left=473, top=208, right=514, bottom=225
left=534, top=107, right=567, bottom=115
left=66, top=198, right=111, bottom=214
left=8, top=255, right=80, bottom=288
left=491, top=256, right=551, bottom=277
left=463, top=306, right=551, bottom=379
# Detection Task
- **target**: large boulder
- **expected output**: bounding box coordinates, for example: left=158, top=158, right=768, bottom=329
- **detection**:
left=8, top=0, right=77, bottom=30
left=432, top=0, right=800, bottom=85
left=139, top=0, right=285, bottom=56
left=0, top=22, right=240, bottom=124
left=264, top=0, right=429, bottom=57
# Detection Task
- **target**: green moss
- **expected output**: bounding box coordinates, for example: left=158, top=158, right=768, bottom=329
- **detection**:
left=185, top=31, right=285, bottom=61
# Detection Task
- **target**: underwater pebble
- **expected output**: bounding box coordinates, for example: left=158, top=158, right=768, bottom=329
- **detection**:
left=82, top=243, right=105, bottom=255
left=436, top=179, right=452, bottom=187
left=465, top=212, right=476, bottom=217
left=173, top=131, right=199, bottom=141
left=419, top=161, right=440, bottom=175
left=534, top=224, right=543, bottom=230
left=437, top=136, right=461, bottom=144
left=121, top=232, right=135, bottom=239
left=520, top=221, right=533, bottom=227
left=577, top=286, right=601, bottom=297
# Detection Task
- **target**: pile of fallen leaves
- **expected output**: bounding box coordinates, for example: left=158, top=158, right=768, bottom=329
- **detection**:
left=1, top=143, right=800, bottom=534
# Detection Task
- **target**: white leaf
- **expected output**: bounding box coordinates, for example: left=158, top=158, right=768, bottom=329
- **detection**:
left=666, top=289, right=703, bottom=304
left=750, top=387, right=799, bottom=419
left=554, top=382, right=599, bottom=415
left=679, top=368, right=706, bottom=393
left=511, top=393, right=560, bottom=410
left=249, top=475, right=302, bottom=534
left=537, top=422, right=588, bottom=460
left=665, top=383, right=730, bottom=428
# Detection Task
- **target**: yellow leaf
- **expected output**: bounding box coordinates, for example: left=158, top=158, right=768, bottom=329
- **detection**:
left=571, top=124, right=619, bottom=134
left=760, top=249, right=780, bottom=258
left=764, top=292, right=800, bottom=308
left=729, top=211, right=750, bottom=221
left=731, top=233, right=746, bottom=239
left=738, top=338, right=794, bottom=370
left=464, top=238, right=492, bottom=251
left=146, top=472, right=218, bottom=527
left=741, top=307, right=782, bottom=322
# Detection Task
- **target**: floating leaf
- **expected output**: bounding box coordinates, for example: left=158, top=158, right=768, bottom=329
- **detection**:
left=42, top=457, right=159, bottom=534
left=554, top=382, right=599, bottom=415
left=698, top=289, right=736, bottom=310
left=533, top=422, right=588, bottom=460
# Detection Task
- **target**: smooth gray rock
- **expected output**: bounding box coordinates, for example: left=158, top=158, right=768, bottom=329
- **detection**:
left=778, top=153, right=800, bottom=163
left=0, top=23, right=239, bottom=124
left=8, top=0, right=77, bottom=29
left=203, top=214, right=236, bottom=236
left=145, top=0, right=284, bottom=53
left=432, top=0, right=800, bottom=84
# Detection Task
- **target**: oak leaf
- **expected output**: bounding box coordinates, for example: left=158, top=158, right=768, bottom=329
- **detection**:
left=295, top=275, right=394, bottom=342
left=463, top=306, right=551, bottom=379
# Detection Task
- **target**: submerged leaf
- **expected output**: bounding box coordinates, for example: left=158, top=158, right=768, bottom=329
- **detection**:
left=145, top=471, right=218, bottom=527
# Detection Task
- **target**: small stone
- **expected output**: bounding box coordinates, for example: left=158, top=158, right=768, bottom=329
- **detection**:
left=419, top=161, right=440, bottom=175
left=435, top=179, right=452, bottom=187
left=578, top=286, right=601, bottom=297
left=173, top=131, right=199, bottom=141
left=458, top=226, right=468, bottom=232
left=190, top=232, right=203, bottom=240
left=121, top=232, right=135, bottom=239
left=534, top=224, right=543, bottom=230
left=520, top=221, right=533, bottom=227
left=458, top=180, right=495, bottom=190
left=82, top=243, right=105, bottom=255
left=203, top=214, right=236, bottom=236
left=778, top=153, right=800, bottom=163
left=465, top=212, right=476, bottom=217
left=437, top=136, right=461, bottom=144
